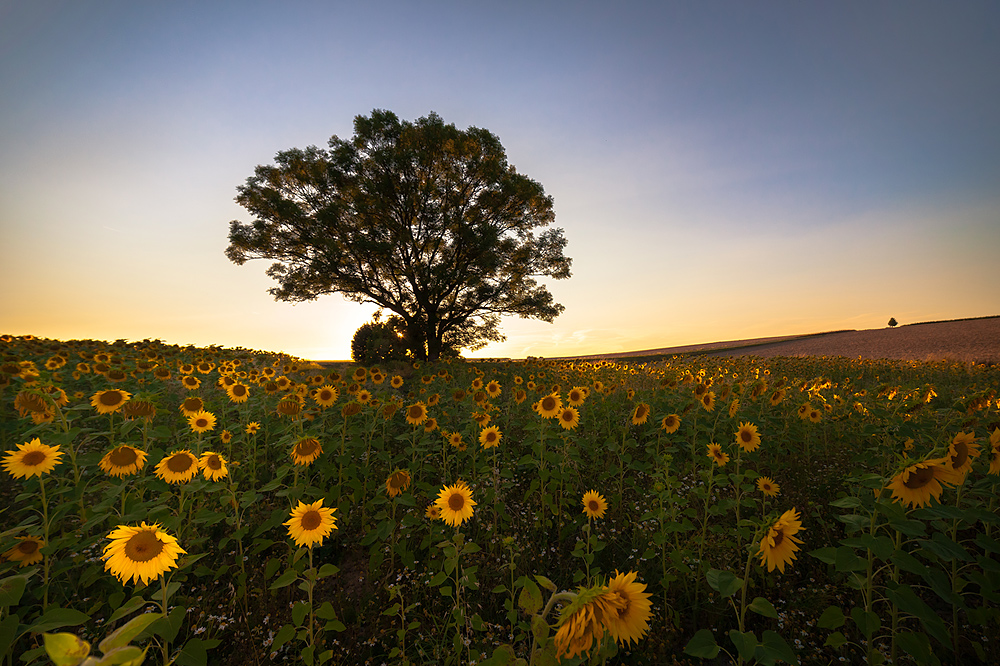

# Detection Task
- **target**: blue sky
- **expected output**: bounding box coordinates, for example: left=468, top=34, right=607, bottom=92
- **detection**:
left=2, top=1, right=998, bottom=359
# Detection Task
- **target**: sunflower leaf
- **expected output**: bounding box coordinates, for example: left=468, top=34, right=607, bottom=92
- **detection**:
left=98, top=612, right=160, bottom=654
left=705, top=569, right=742, bottom=598
left=0, top=574, right=28, bottom=608
left=683, top=628, right=720, bottom=658
left=42, top=632, right=91, bottom=666
left=748, top=597, right=778, bottom=619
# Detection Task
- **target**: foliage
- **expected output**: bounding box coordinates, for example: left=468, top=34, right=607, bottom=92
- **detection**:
left=888, top=318, right=898, bottom=328
left=225, top=109, right=573, bottom=360
left=351, top=317, right=410, bottom=364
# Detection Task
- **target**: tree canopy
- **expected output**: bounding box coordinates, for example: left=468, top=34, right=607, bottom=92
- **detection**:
left=226, top=109, right=572, bottom=360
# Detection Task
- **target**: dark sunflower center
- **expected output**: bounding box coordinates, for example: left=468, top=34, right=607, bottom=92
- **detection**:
left=541, top=397, right=556, bottom=411
left=319, top=390, right=331, bottom=400
left=588, top=500, right=600, bottom=512
left=167, top=454, right=193, bottom=473
left=951, top=442, right=968, bottom=468
left=206, top=455, right=222, bottom=470
left=771, top=530, right=784, bottom=547
left=233, top=385, right=247, bottom=396
left=109, top=447, right=138, bottom=466
left=741, top=431, right=753, bottom=442
left=636, top=406, right=647, bottom=417
left=296, top=439, right=319, bottom=456
left=301, top=510, right=322, bottom=531
left=100, top=392, right=123, bottom=406
left=22, top=451, right=46, bottom=467
left=486, top=432, right=497, bottom=442
left=408, top=406, right=423, bottom=419
left=448, top=493, right=465, bottom=511
left=611, top=590, right=630, bottom=616
left=904, top=466, right=934, bottom=489
left=124, top=530, right=165, bottom=562
left=195, top=418, right=208, bottom=428
left=18, top=540, right=39, bottom=555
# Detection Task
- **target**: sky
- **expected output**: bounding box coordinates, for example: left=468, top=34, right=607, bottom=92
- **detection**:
left=2, top=1, right=998, bottom=360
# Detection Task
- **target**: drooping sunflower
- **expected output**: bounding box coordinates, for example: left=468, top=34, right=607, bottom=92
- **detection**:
left=154, top=450, right=199, bottom=484
left=226, top=382, right=250, bottom=404
left=102, top=522, right=186, bottom=585
left=3, top=438, right=63, bottom=479
left=557, top=407, right=581, bottom=430
left=885, top=457, right=964, bottom=508
left=757, top=508, right=805, bottom=574
left=99, top=445, right=148, bottom=478
left=988, top=429, right=1000, bottom=475
left=514, top=389, right=527, bottom=404
left=479, top=426, right=502, bottom=449
left=91, top=389, right=132, bottom=414
left=706, top=443, right=729, bottom=467
left=187, top=410, right=216, bottom=434
left=122, top=400, right=156, bottom=421
left=582, top=490, right=607, bottom=519
left=198, top=451, right=229, bottom=481
left=313, top=385, right=339, bottom=408
left=735, top=422, right=761, bottom=453
left=700, top=391, right=716, bottom=412
left=341, top=401, right=363, bottom=418
left=3, top=536, right=46, bottom=567
left=472, top=411, right=491, bottom=427
left=14, top=390, right=49, bottom=418
left=661, top=414, right=681, bottom=434
left=603, top=570, right=653, bottom=647
left=769, top=389, right=786, bottom=406
left=386, top=469, right=412, bottom=498
left=181, top=376, right=201, bottom=390
left=435, top=481, right=476, bottom=527
left=728, top=399, right=740, bottom=418
left=553, top=586, right=619, bottom=660
left=291, top=437, right=323, bottom=466
left=536, top=393, right=562, bottom=419
left=630, top=403, right=650, bottom=425
left=276, top=398, right=302, bottom=417
left=285, top=499, right=338, bottom=548
left=405, top=402, right=428, bottom=426
left=947, top=431, right=980, bottom=477
left=756, top=476, right=780, bottom=497
left=423, top=417, right=439, bottom=433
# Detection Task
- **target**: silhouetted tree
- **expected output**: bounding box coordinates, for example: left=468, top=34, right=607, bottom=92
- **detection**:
left=888, top=318, right=898, bottom=328
left=226, top=110, right=572, bottom=360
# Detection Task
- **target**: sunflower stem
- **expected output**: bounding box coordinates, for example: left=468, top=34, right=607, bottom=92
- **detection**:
left=40, top=476, right=50, bottom=611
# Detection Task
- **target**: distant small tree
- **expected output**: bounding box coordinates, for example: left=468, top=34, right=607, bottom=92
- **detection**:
left=351, top=316, right=410, bottom=364
left=888, top=317, right=898, bottom=328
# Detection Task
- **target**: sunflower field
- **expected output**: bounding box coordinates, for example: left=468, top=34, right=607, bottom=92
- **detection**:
left=1, top=334, right=998, bottom=665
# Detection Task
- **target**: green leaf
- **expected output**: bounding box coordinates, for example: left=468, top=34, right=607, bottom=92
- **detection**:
left=760, top=630, right=799, bottom=665
left=270, top=568, right=299, bottom=590
left=684, top=628, right=720, bottom=659
left=518, top=578, right=542, bottom=615
left=534, top=575, right=556, bottom=592
left=896, top=631, right=937, bottom=666
left=728, top=629, right=757, bottom=661
left=107, top=599, right=150, bottom=628
left=808, top=547, right=837, bottom=565
left=834, top=546, right=867, bottom=572
left=43, top=632, right=91, bottom=666
left=817, top=606, right=845, bottom=630
left=317, top=564, right=339, bottom=579
left=829, top=496, right=862, bottom=509
left=27, top=608, right=91, bottom=634
left=0, top=574, right=28, bottom=608
left=271, top=624, right=295, bottom=655
left=919, top=532, right=971, bottom=562
left=93, top=645, right=144, bottom=665
left=705, top=569, right=743, bottom=598
left=886, top=584, right=952, bottom=648
left=0, top=615, right=19, bottom=661
left=530, top=615, right=549, bottom=644
left=316, top=602, right=337, bottom=621
left=824, top=632, right=847, bottom=648
left=748, top=597, right=778, bottom=618
left=99, top=613, right=160, bottom=653
left=850, top=607, right=880, bottom=639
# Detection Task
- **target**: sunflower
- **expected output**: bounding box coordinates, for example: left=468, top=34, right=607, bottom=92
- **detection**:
left=947, top=431, right=980, bottom=477
left=386, top=469, right=412, bottom=498
left=226, top=382, right=250, bottom=404
left=728, top=399, right=740, bottom=418
left=122, top=400, right=156, bottom=421
left=3, top=438, right=63, bottom=479
left=448, top=432, right=466, bottom=451
left=567, top=387, right=587, bottom=407
left=757, top=508, right=805, bottom=574
left=356, top=389, right=372, bottom=404
left=187, top=410, right=217, bottom=434
left=14, top=390, right=49, bottom=418
left=3, top=536, right=45, bottom=567
left=313, top=385, right=339, bottom=407
left=102, top=522, right=186, bottom=585
left=181, top=376, right=201, bottom=390
left=154, top=450, right=199, bottom=484
left=886, top=457, right=963, bottom=508
left=219, top=429, right=232, bottom=444
left=99, top=445, right=148, bottom=478
left=603, top=570, right=653, bottom=647
left=390, top=375, right=404, bottom=389
left=661, top=414, right=681, bottom=434
left=425, top=504, right=442, bottom=520
left=553, top=586, right=620, bottom=660
left=769, top=389, right=786, bottom=406
left=706, top=443, right=729, bottom=467
left=405, top=402, right=428, bottom=426
left=435, top=482, right=476, bottom=527
left=485, top=380, right=502, bottom=398
left=245, top=421, right=261, bottom=435
left=285, top=499, right=338, bottom=548
left=630, top=403, right=650, bottom=425
left=472, top=411, right=491, bottom=427
left=582, top=490, right=607, bottom=519
left=808, top=408, right=822, bottom=423
left=536, top=393, right=562, bottom=419
left=291, top=437, right=323, bottom=466
left=276, top=398, right=302, bottom=417
left=700, top=392, right=716, bottom=412
left=735, top=422, right=761, bottom=453
left=556, top=406, right=580, bottom=430
left=197, top=451, right=228, bottom=481
left=427, top=393, right=441, bottom=407
left=91, top=389, right=131, bottom=414
left=479, top=426, right=502, bottom=449
left=756, top=476, right=780, bottom=497
left=341, top=401, right=363, bottom=418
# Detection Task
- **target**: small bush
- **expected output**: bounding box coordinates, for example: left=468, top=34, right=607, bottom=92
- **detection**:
left=351, top=320, right=409, bottom=363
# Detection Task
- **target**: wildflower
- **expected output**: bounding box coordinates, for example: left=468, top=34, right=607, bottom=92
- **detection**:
left=661, top=414, right=681, bottom=433
left=604, top=570, right=653, bottom=647
left=558, top=406, right=580, bottom=430
left=245, top=421, right=261, bottom=435
left=536, top=393, right=562, bottom=418
left=405, top=402, right=428, bottom=426
left=886, top=457, right=963, bottom=508
left=187, top=411, right=216, bottom=434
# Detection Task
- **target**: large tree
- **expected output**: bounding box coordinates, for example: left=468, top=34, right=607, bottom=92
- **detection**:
left=226, top=110, right=572, bottom=360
